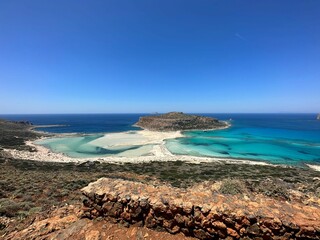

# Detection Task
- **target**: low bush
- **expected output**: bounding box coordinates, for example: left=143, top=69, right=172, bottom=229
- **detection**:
left=219, top=179, right=248, bottom=195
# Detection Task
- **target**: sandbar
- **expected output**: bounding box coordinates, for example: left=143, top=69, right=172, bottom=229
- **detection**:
left=3, top=129, right=319, bottom=172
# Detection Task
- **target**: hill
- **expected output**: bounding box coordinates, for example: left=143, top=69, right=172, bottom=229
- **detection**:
left=135, top=112, right=228, bottom=131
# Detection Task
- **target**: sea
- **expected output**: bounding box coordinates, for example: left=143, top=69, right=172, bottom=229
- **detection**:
left=1, top=113, right=320, bottom=166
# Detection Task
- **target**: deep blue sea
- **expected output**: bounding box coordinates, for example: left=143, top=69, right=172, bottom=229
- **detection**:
left=1, top=113, right=320, bottom=166
left=0, top=114, right=144, bottom=133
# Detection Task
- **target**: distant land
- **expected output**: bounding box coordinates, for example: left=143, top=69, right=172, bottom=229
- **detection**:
left=135, top=112, right=228, bottom=131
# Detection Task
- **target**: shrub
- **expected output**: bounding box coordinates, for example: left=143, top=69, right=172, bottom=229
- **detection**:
left=28, top=207, right=42, bottom=214
left=219, top=179, right=248, bottom=195
left=0, top=198, right=21, bottom=217
left=0, top=198, right=34, bottom=217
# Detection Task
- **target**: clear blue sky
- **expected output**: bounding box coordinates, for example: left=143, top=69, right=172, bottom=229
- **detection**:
left=0, top=0, right=319, bottom=113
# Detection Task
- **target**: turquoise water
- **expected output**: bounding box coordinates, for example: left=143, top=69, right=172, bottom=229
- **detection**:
left=166, top=114, right=320, bottom=166
left=1, top=113, right=320, bottom=166
left=37, top=135, right=149, bottom=158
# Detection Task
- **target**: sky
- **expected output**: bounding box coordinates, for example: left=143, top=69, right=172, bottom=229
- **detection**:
left=0, top=0, right=319, bottom=114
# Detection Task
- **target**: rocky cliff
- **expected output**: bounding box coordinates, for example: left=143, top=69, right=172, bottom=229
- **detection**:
left=81, top=178, right=320, bottom=240
left=135, top=112, right=228, bottom=131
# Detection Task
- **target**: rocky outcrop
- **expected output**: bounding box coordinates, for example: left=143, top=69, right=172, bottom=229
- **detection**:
left=4, top=204, right=192, bottom=240
left=317, top=114, right=320, bottom=120
left=81, top=178, right=320, bottom=240
left=135, top=112, right=228, bottom=131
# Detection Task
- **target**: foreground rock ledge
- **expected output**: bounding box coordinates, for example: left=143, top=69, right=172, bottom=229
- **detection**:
left=135, top=112, right=228, bottom=131
left=81, top=178, right=320, bottom=240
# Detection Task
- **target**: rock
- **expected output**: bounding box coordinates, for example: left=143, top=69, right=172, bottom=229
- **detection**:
left=296, top=226, right=316, bottom=238
left=139, top=197, right=149, bottom=209
left=194, top=207, right=204, bottom=222
left=262, top=217, right=282, bottom=230
left=102, top=202, right=114, bottom=214
left=224, top=217, right=235, bottom=227
left=317, top=114, right=320, bottom=120
left=180, top=227, right=190, bottom=235
left=85, top=230, right=101, bottom=240
left=193, top=228, right=213, bottom=240
left=227, top=227, right=240, bottom=239
left=163, top=219, right=174, bottom=230
left=174, top=213, right=185, bottom=225
left=130, top=205, right=142, bottom=218
left=120, top=211, right=131, bottom=221
left=246, top=223, right=261, bottom=236
left=145, top=214, right=157, bottom=228
left=80, top=177, right=320, bottom=240
left=167, top=225, right=180, bottom=234
left=134, top=112, right=228, bottom=131
left=212, top=221, right=227, bottom=230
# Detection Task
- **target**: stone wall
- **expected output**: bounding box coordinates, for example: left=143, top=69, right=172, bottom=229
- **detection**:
left=81, top=178, right=320, bottom=240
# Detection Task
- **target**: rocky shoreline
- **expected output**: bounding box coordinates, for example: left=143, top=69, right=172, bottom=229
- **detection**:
left=135, top=112, right=229, bottom=131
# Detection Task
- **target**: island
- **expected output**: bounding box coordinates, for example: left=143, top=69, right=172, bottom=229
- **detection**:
left=317, top=113, right=320, bottom=120
left=135, top=112, right=228, bottom=131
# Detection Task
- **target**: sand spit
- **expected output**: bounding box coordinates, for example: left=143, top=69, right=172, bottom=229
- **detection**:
left=89, top=130, right=183, bottom=147
left=3, top=129, right=319, bottom=171
left=3, top=130, right=272, bottom=167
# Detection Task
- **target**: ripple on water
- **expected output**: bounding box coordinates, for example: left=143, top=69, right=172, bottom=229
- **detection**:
left=166, top=127, right=320, bottom=166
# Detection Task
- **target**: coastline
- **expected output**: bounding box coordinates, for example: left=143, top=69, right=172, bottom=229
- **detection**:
left=134, top=120, right=232, bottom=132
left=3, top=139, right=274, bottom=166
left=1, top=119, right=320, bottom=239
left=0, top=128, right=284, bottom=167
left=3, top=125, right=319, bottom=171
left=31, top=124, right=68, bottom=129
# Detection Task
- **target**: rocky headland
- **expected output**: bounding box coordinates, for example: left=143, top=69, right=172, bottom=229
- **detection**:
left=0, top=119, right=40, bottom=153
left=135, top=112, right=228, bottom=131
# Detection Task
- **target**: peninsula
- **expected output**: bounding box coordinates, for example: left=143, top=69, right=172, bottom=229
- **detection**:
left=135, top=112, right=228, bottom=131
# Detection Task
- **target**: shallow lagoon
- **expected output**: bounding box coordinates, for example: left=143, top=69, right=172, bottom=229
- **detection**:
left=37, top=133, right=154, bottom=158
left=4, top=113, right=320, bottom=166
left=166, top=114, right=320, bottom=166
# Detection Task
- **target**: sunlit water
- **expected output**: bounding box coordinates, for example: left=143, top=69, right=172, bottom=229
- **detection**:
left=1, top=113, right=319, bottom=166
left=167, top=114, right=320, bottom=165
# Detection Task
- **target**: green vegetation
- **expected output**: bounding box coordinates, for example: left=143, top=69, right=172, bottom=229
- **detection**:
left=1, top=156, right=319, bottom=235
left=0, top=119, right=319, bottom=236
left=0, top=120, right=40, bottom=151
left=219, top=179, right=248, bottom=195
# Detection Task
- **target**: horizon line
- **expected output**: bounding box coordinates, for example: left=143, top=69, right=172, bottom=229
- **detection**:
left=0, top=112, right=318, bottom=115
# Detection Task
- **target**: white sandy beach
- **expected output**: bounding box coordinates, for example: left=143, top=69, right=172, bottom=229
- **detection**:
left=3, top=129, right=319, bottom=171
left=88, top=130, right=183, bottom=147
left=2, top=129, right=278, bottom=167
left=306, top=164, right=320, bottom=172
